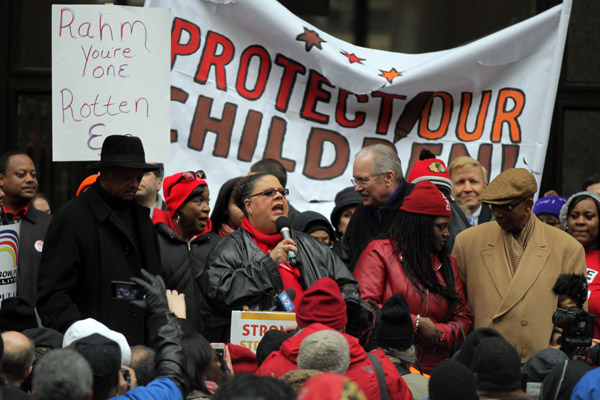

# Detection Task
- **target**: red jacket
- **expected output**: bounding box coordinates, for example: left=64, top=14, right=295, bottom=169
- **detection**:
left=354, top=238, right=473, bottom=373
left=255, top=323, right=413, bottom=400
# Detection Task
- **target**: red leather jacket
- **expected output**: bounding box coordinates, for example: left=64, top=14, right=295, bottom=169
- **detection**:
left=255, top=323, right=414, bottom=400
left=354, top=238, right=473, bottom=373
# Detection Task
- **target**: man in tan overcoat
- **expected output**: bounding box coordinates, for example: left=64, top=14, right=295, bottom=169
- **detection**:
left=452, top=168, right=586, bottom=363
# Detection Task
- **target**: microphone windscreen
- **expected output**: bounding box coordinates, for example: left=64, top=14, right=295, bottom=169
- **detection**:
left=276, top=216, right=292, bottom=231
left=286, top=288, right=296, bottom=301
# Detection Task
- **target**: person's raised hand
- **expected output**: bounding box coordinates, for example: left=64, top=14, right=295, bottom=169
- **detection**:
left=130, top=269, right=169, bottom=314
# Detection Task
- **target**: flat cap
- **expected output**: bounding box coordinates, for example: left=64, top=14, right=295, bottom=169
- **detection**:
left=482, top=168, right=537, bottom=205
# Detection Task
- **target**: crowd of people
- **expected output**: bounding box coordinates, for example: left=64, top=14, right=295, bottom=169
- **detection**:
left=1, top=135, right=600, bottom=400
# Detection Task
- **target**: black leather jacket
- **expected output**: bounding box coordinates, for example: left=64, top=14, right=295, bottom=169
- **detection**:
left=198, top=228, right=357, bottom=338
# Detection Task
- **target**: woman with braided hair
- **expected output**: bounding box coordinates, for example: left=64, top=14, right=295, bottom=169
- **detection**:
left=354, top=180, right=473, bottom=373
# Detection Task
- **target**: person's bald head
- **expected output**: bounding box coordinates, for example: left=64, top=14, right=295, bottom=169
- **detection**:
left=0, top=331, right=35, bottom=386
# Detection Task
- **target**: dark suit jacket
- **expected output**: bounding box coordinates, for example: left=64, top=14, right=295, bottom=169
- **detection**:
left=477, top=203, right=493, bottom=224
left=36, top=183, right=161, bottom=345
left=17, top=206, right=52, bottom=306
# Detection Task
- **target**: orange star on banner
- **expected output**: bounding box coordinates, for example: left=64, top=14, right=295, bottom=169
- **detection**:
left=379, top=68, right=402, bottom=83
left=341, top=50, right=365, bottom=64
left=296, top=27, right=326, bottom=52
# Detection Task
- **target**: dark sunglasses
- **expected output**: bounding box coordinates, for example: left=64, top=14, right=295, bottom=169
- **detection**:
left=249, top=188, right=289, bottom=198
left=488, top=197, right=527, bottom=213
left=167, top=170, right=206, bottom=197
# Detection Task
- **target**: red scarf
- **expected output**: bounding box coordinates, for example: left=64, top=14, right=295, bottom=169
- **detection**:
left=152, top=208, right=212, bottom=241
left=242, top=218, right=304, bottom=306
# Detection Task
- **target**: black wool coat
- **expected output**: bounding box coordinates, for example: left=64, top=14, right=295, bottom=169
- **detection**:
left=36, top=183, right=162, bottom=345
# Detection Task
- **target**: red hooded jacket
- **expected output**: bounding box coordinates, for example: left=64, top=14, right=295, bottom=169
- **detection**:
left=255, top=323, right=414, bottom=400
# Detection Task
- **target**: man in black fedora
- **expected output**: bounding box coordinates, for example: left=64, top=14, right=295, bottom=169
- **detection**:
left=36, top=135, right=162, bottom=345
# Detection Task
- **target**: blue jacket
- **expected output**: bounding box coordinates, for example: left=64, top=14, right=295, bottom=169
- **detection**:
left=112, top=378, right=182, bottom=400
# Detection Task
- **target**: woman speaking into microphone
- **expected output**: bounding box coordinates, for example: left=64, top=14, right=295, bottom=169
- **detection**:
left=198, top=173, right=356, bottom=341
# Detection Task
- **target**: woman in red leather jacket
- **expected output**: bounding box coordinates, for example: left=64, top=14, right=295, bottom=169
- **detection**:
left=354, top=180, right=473, bottom=373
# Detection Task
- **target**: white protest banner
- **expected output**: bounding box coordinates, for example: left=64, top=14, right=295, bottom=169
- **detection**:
left=230, top=311, right=297, bottom=353
left=52, top=5, right=171, bottom=162
left=146, top=0, right=570, bottom=214
left=0, top=224, right=20, bottom=305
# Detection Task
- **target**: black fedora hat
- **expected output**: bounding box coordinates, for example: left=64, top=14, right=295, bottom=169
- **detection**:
left=87, top=135, right=160, bottom=171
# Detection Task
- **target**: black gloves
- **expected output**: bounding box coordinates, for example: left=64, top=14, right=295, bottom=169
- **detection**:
left=131, top=269, right=169, bottom=314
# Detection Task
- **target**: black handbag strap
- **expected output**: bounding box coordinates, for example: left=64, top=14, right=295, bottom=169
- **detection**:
left=367, top=352, right=389, bottom=400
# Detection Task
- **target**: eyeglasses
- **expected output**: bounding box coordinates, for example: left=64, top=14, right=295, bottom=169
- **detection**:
left=249, top=188, right=289, bottom=198
left=167, top=170, right=206, bottom=197
left=489, top=197, right=527, bottom=213
left=351, top=174, right=382, bottom=187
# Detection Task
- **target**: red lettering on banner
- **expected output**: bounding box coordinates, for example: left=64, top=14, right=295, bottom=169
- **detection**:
left=301, top=70, right=334, bottom=123
left=274, top=54, right=306, bottom=112
left=263, top=117, right=296, bottom=171
left=99, top=13, right=114, bottom=41
left=238, top=110, right=263, bottom=161
left=502, top=144, right=520, bottom=171
left=418, top=92, right=453, bottom=140
left=171, top=18, right=201, bottom=67
left=336, top=89, right=368, bottom=128
left=303, top=128, right=349, bottom=179
left=372, top=91, right=407, bottom=135
left=242, top=324, right=250, bottom=336
left=194, top=31, right=235, bottom=90
left=236, top=45, right=271, bottom=100
left=188, top=95, right=236, bottom=157
left=491, top=88, right=524, bottom=143
left=170, top=86, right=189, bottom=142
left=456, top=91, right=491, bottom=142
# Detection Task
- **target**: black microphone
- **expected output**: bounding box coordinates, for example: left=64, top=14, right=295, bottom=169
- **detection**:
left=268, top=289, right=297, bottom=311
left=275, top=216, right=297, bottom=266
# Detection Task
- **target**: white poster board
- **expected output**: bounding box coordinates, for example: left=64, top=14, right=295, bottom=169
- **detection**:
left=230, top=310, right=297, bottom=353
left=0, top=223, right=20, bottom=305
left=51, top=5, right=171, bottom=162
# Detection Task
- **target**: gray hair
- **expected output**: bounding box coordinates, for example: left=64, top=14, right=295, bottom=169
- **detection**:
left=355, top=144, right=403, bottom=183
left=33, top=349, right=93, bottom=400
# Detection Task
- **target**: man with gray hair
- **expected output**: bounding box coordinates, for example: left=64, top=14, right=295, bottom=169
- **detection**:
left=342, top=144, right=413, bottom=269
left=32, top=348, right=93, bottom=400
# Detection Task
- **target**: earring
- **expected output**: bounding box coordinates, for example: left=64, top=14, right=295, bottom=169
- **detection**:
left=176, top=214, right=181, bottom=224
left=247, top=209, right=252, bottom=215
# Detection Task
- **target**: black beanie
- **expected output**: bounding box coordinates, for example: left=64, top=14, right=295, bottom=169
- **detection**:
left=256, top=330, right=292, bottom=367
left=74, top=333, right=121, bottom=400
left=429, top=360, right=478, bottom=400
left=471, top=337, right=522, bottom=392
left=0, top=296, right=38, bottom=331
left=452, top=327, right=503, bottom=366
left=377, top=293, right=413, bottom=351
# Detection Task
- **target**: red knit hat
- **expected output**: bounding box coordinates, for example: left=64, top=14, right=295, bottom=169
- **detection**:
left=163, top=172, right=208, bottom=218
left=296, top=278, right=347, bottom=330
left=400, top=180, right=452, bottom=217
left=297, top=372, right=367, bottom=400
left=407, top=158, right=452, bottom=193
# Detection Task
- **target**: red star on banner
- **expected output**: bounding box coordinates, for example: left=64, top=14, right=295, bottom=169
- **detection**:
left=340, top=50, right=365, bottom=64
left=379, top=68, right=402, bottom=83
left=296, top=27, right=326, bottom=52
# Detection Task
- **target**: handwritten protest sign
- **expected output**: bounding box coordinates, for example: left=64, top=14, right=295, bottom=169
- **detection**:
left=51, top=5, right=171, bottom=162
left=0, top=224, right=20, bottom=305
left=230, top=311, right=297, bottom=353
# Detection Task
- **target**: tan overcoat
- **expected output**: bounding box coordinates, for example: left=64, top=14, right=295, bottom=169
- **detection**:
left=452, top=217, right=586, bottom=362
